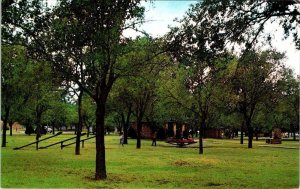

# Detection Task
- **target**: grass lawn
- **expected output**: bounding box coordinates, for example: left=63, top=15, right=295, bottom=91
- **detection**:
left=1, top=133, right=299, bottom=188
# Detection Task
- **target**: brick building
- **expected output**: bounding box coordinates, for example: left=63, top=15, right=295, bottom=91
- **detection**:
left=130, top=122, right=155, bottom=139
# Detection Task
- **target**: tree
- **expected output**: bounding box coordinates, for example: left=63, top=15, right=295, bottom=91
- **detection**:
left=65, top=103, right=78, bottom=131
left=14, top=58, right=60, bottom=148
left=108, top=85, right=133, bottom=144
left=132, top=79, right=156, bottom=149
left=59, top=83, right=85, bottom=155
left=156, top=65, right=191, bottom=122
left=82, top=95, right=96, bottom=137
left=199, top=0, right=300, bottom=49
left=274, top=68, right=299, bottom=140
left=25, top=125, right=34, bottom=135
left=3, top=0, right=145, bottom=179
left=155, top=64, right=196, bottom=138
left=109, top=37, right=170, bottom=148
left=1, top=44, right=60, bottom=146
left=204, top=57, right=242, bottom=140
left=165, top=4, right=229, bottom=154
left=231, top=49, right=285, bottom=148
left=1, top=44, right=28, bottom=146
left=75, top=88, right=84, bottom=155
left=44, top=98, right=69, bottom=135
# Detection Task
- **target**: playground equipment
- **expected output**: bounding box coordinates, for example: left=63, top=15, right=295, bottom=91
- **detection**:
left=166, top=137, right=197, bottom=147
left=61, top=135, right=96, bottom=149
left=13, top=132, right=63, bottom=150
left=39, top=133, right=86, bottom=149
left=164, top=122, right=197, bottom=147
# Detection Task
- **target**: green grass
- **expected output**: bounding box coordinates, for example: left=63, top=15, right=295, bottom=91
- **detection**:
left=1, top=134, right=299, bottom=188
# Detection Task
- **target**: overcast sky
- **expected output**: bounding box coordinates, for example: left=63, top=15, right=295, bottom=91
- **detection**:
left=125, top=1, right=300, bottom=75
left=48, top=0, right=299, bottom=75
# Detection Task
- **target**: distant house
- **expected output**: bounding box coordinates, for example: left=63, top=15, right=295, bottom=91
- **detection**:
left=12, top=122, right=23, bottom=131
left=130, top=121, right=189, bottom=139
left=0, top=121, right=23, bottom=131
left=129, top=121, right=225, bottom=139
left=164, top=121, right=191, bottom=139
left=164, top=122, right=225, bottom=139
left=204, top=128, right=224, bottom=139
left=130, top=122, right=155, bottom=139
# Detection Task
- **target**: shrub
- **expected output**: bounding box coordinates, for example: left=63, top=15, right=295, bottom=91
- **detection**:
left=25, top=125, right=34, bottom=135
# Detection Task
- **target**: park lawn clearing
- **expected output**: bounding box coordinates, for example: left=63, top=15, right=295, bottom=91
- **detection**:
left=1, top=134, right=299, bottom=188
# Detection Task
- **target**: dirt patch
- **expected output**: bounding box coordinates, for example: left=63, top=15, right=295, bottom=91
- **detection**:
left=206, top=182, right=224, bottom=186
left=172, top=158, right=222, bottom=168
left=173, top=160, right=191, bottom=167
left=155, top=179, right=170, bottom=185
left=105, top=173, right=138, bottom=184
left=84, top=175, right=96, bottom=181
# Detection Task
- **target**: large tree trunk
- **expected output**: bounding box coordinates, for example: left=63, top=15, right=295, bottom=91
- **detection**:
left=255, top=127, right=258, bottom=141
left=75, top=91, right=83, bottom=155
left=35, top=116, right=42, bottom=150
left=123, top=122, right=129, bottom=144
left=199, top=130, right=203, bottom=154
left=248, top=126, right=253, bottom=148
left=136, top=120, right=142, bottom=149
left=87, top=126, right=90, bottom=137
left=202, top=123, right=206, bottom=138
left=123, top=108, right=131, bottom=145
left=52, top=124, right=55, bottom=135
left=293, top=126, right=296, bottom=141
left=2, top=107, right=10, bottom=147
left=240, top=121, right=244, bottom=144
left=121, top=114, right=126, bottom=143
left=291, top=123, right=297, bottom=141
left=9, top=120, right=13, bottom=136
left=95, top=101, right=107, bottom=180
left=35, top=109, right=43, bottom=150
left=199, top=121, right=204, bottom=154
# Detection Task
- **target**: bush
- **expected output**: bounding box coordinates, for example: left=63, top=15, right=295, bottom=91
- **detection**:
left=25, top=125, right=34, bottom=135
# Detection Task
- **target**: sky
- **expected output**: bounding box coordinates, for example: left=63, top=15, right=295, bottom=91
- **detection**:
left=47, top=0, right=299, bottom=75
left=124, top=1, right=300, bottom=75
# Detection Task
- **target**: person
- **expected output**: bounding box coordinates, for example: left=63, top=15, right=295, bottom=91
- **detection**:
left=152, top=131, right=157, bottom=146
left=119, top=132, right=124, bottom=146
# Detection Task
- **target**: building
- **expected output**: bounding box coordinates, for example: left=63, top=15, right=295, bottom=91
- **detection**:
left=130, top=122, right=155, bottom=139
left=204, top=128, right=224, bottom=139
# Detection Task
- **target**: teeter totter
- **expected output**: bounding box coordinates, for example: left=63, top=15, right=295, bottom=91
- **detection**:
left=13, top=132, right=63, bottom=150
